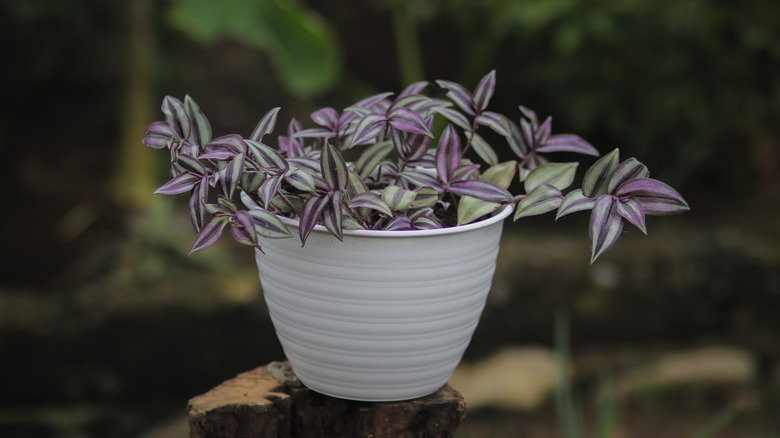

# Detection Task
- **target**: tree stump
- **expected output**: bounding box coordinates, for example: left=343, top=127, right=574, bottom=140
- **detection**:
left=187, top=361, right=467, bottom=438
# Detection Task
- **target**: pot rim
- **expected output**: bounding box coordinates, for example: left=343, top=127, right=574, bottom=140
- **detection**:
left=276, top=204, right=513, bottom=239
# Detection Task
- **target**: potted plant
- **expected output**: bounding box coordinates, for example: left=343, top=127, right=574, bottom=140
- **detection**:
left=143, top=71, right=688, bottom=401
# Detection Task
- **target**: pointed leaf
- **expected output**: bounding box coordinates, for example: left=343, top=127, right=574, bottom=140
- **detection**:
left=350, top=113, right=387, bottom=146
left=162, top=96, right=190, bottom=140
left=310, top=107, right=339, bottom=129
left=433, top=107, right=472, bottom=131
left=321, top=143, right=348, bottom=191
left=470, top=132, right=499, bottom=166
left=208, top=134, right=247, bottom=153
left=250, top=107, right=281, bottom=142
left=322, top=191, right=344, bottom=240
left=189, top=215, right=229, bottom=254
left=355, top=141, right=394, bottom=179
left=230, top=210, right=258, bottom=247
left=616, top=178, right=690, bottom=215
left=452, top=163, right=480, bottom=181
left=382, top=185, right=417, bottom=212
left=348, top=192, right=393, bottom=217
left=219, top=152, right=245, bottom=198
left=249, top=209, right=293, bottom=239
left=458, top=195, right=500, bottom=225
left=189, top=177, right=210, bottom=232
left=514, top=184, right=563, bottom=220
left=607, top=158, right=650, bottom=193
left=589, top=194, right=624, bottom=263
left=582, top=148, right=620, bottom=197
left=285, top=168, right=316, bottom=192
left=388, top=107, right=434, bottom=137
left=617, top=197, right=647, bottom=234
left=525, top=162, right=579, bottom=192
left=399, top=81, right=428, bottom=97
left=246, top=139, right=287, bottom=169
left=534, top=116, right=552, bottom=146
left=384, top=215, right=413, bottom=231
left=259, top=175, right=283, bottom=207
left=299, top=194, right=329, bottom=245
left=154, top=172, right=199, bottom=195
left=346, top=169, right=369, bottom=196
left=184, top=95, right=212, bottom=147
left=472, top=70, right=496, bottom=112
left=475, top=111, right=511, bottom=137
left=449, top=179, right=512, bottom=202
left=519, top=105, right=539, bottom=127
left=481, top=161, right=516, bottom=189
left=143, top=121, right=176, bottom=149
left=399, top=170, right=442, bottom=189
left=411, top=186, right=439, bottom=208
left=412, top=215, right=443, bottom=230
left=435, top=124, right=461, bottom=183
left=556, top=189, right=596, bottom=220
left=291, top=128, right=335, bottom=139
left=176, top=154, right=208, bottom=176
left=436, top=80, right=476, bottom=115
left=537, top=134, right=599, bottom=156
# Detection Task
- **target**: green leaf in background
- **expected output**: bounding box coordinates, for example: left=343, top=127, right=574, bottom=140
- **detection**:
left=169, top=0, right=341, bottom=98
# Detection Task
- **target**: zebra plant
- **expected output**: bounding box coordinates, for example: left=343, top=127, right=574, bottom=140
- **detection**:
left=143, top=71, right=689, bottom=263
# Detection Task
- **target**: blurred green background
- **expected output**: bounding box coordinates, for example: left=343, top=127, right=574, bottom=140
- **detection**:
left=1, top=0, right=778, bottom=436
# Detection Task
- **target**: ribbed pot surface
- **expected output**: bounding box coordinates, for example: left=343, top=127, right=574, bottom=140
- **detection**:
left=255, top=206, right=511, bottom=401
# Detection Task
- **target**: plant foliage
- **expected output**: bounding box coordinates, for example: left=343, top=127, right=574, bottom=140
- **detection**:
left=144, top=71, right=688, bottom=262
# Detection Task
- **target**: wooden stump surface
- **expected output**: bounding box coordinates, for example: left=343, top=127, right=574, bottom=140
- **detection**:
left=187, top=361, right=467, bottom=438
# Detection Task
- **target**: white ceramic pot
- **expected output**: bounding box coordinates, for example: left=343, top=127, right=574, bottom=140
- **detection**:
left=254, top=205, right=512, bottom=401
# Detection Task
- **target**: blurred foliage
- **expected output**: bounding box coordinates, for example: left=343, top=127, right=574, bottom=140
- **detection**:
left=168, top=0, right=341, bottom=98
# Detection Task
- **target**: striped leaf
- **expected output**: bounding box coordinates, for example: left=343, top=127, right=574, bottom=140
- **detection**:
left=189, top=215, right=229, bottom=254
left=399, top=169, right=442, bottom=189
left=218, top=152, right=245, bottom=198
left=589, top=194, right=624, bottom=263
left=259, top=175, right=283, bottom=207
left=382, top=185, right=417, bottom=212
left=435, top=124, right=461, bottom=183
left=176, top=153, right=208, bottom=176
left=162, top=96, right=190, bottom=140
left=384, top=215, right=413, bottom=231
left=448, top=179, right=512, bottom=202
left=433, top=107, right=472, bottom=131
left=348, top=192, right=393, bottom=217
left=184, top=95, right=212, bottom=148
left=481, top=161, right=516, bottom=189
left=556, top=189, right=596, bottom=220
left=230, top=210, right=258, bottom=247
left=143, top=121, right=176, bottom=149
left=472, top=70, right=496, bottom=112
left=322, top=191, right=344, bottom=241
left=285, top=168, right=316, bottom=192
left=154, top=172, right=199, bottom=195
left=299, top=194, right=330, bottom=245
left=246, top=139, right=287, bottom=170
left=355, top=141, right=394, bottom=179
left=388, top=107, right=433, bottom=137
left=607, top=158, right=650, bottom=193
left=475, top=111, right=511, bottom=137
left=534, top=116, right=552, bottom=146
left=208, top=134, right=247, bottom=153
left=412, top=215, right=443, bottom=230
left=436, top=80, right=476, bottom=116
left=411, top=186, right=439, bottom=208
left=514, top=184, right=562, bottom=220
left=616, top=178, right=689, bottom=215
left=248, top=209, right=293, bottom=239
left=310, top=107, right=339, bottom=129
left=250, top=107, right=281, bottom=142
left=617, top=197, right=647, bottom=234
left=537, top=134, right=599, bottom=156
left=350, top=113, right=387, bottom=146
left=321, top=143, right=348, bottom=191
left=582, top=148, right=620, bottom=197
left=189, top=177, right=210, bottom=232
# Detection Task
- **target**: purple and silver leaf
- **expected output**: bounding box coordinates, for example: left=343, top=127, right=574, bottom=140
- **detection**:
left=448, top=179, right=512, bottom=203
left=189, top=215, right=230, bottom=254
left=176, top=153, right=208, bottom=176
left=350, top=92, right=395, bottom=111
left=208, top=134, right=247, bottom=154
left=519, top=118, right=536, bottom=152
left=189, top=176, right=210, bottom=232
left=310, top=107, right=339, bottom=130
left=388, top=107, right=434, bottom=137
left=248, top=209, right=293, bottom=239
left=452, top=163, right=480, bottom=181
left=399, top=81, right=429, bottom=98
left=470, top=133, right=499, bottom=166
left=321, top=142, right=348, bottom=191
left=556, top=189, right=597, bottom=220
left=475, top=111, right=511, bottom=137
left=285, top=168, right=316, bottom=192
left=617, top=197, right=647, bottom=234
left=350, top=113, right=387, bottom=146
left=616, top=178, right=690, bottom=215
left=435, top=124, right=461, bottom=183
left=384, top=215, right=413, bottom=231
left=513, top=184, right=563, bottom=220
left=230, top=210, right=258, bottom=247
left=582, top=148, right=620, bottom=198
left=355, top=140, right=394, bottom=179
left=348, top=192, right=393, bottom=217
left=291, top=128, right=335, bottom=139
left=505, top=120, right=528, bottom=159
left=472, top=70, right=496, bottom=112
left=433, top=107, right=472, bottom=131
left=162, top=96, right=190, bottom=140
left=246, top=139, right=288, bottom=170
left=259, top=174, right=283, bottom=207
left=382, top=185, right=417, bottom=212
left=524, top=162, right=578, bottom=192
left=481, top=161, right=516, bottom=190
left=410, top=186, right=439, bottom=208
left=184, top=95, right=212, bottom=148
left=199, top=149, right=235, bottom=161
left=143, top=121, right=176, bottom=149
left=589, top=194, right=624, bottom=263
left=412, top=215, right=443, bottom=230
left=399, top=170, right=442, bottom=190
left=321, top=191, right=344, bottom=241
left=436, top=80, right=476, bottom=116
left=607, top=158, right=650, bottom=193
left=534, top=116, right=552, bottom=146
left=518, top=105, right=539, bottom=128
left=249, top=107, right=281, bottom=142
left=154, top=172, right=199, bottom=195
left=537, top=134, right=599, bottom=156
left=299, top=194, right=330, bottom=246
